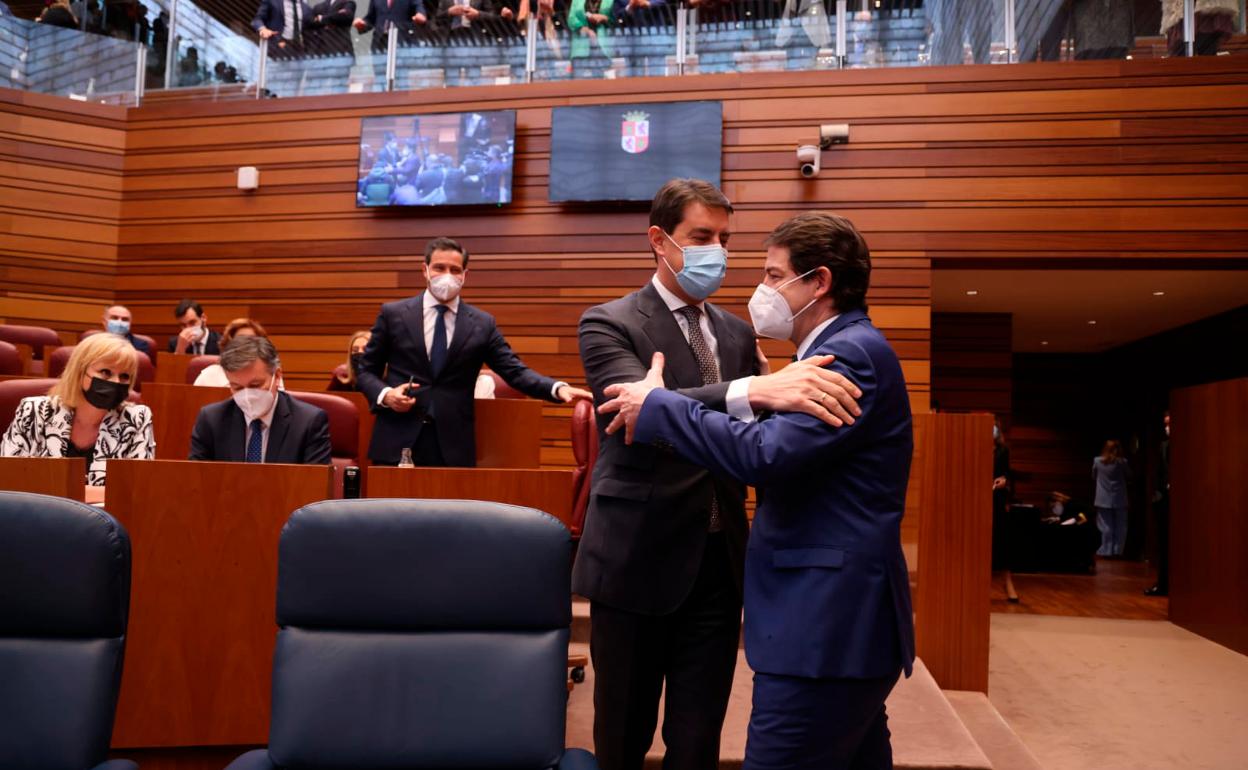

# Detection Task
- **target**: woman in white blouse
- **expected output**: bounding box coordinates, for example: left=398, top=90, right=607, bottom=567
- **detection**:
left=1, top=333, right=155, bottom=486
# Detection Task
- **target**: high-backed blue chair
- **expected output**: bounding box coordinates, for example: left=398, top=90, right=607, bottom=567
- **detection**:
left=0, top=492, right=137, bottom=770
left=226, top=499, right=597, bottom=770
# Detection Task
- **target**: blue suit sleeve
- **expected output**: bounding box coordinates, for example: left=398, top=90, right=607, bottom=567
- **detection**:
left=305, top=409, right=333, bottom=464
left=634, top=342, right=878, bottom=487
left=252, top=0, right=276, bottom=31
left=355, top=308, right=392, bottom=407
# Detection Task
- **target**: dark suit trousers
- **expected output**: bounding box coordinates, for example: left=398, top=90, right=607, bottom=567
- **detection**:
left=589, top=533, right=741, bottom=770
left=745, top=669, right=901, bottom=770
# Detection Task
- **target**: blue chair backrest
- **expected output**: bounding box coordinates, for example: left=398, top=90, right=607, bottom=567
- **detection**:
left=0, top=492, right=131, bottom=770
left=268, top=498, right=573, bottom=768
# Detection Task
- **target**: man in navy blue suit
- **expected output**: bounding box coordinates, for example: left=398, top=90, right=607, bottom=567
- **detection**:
left=356, top=237, right=590, bottom=467
left=600, top=212, right=915, bottom=769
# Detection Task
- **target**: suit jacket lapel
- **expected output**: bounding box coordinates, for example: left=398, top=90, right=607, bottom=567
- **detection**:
left=265, top=393, right=293, bottom=463
left=442, top=301, right=475, bottom=376
left=638, top=282, right=704, bottom=389
left=223, top=400, right=248, bottom=462
left=805, top=308, right=869, bottom=357
left=400, top=294, right=432, bottom=376
left=705, top=302, right=746, bottom=380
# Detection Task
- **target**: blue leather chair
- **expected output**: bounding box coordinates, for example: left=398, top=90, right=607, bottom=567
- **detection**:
left=0, top=492, right=137, bottom=770
left=226, top=499, right=598, bottom=770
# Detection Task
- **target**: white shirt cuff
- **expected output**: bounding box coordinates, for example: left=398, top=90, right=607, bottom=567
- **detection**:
left=726, top=376, right=757, bottom=423
left=551, top=381, right=567, bottom=400
left=377, top=386, right=391, bottom=407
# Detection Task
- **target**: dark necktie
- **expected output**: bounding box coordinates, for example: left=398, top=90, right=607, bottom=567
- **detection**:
left=676, top=305, right=722, bottom=533
left=292, top=1, right=301, bottom=43
left=430, top=304, right=449, bottom=378
left=246, top=419, right=264, bottom=463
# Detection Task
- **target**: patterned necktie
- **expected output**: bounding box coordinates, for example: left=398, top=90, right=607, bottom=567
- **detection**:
left=246, top=419, right=264, bottom=463
left=676, top=305, right=722, bottom=533
left=430, top=304, right=449, bottom=378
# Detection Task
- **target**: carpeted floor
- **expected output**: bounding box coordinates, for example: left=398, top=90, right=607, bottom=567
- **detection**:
left=989, top=614, right=1248, bottom=770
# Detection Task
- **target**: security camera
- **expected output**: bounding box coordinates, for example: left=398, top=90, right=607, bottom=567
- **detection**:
left=797, top=145, right=821, bottom=178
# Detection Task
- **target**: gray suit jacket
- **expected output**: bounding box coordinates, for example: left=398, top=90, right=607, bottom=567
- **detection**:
left=572, top=281, right=760, bottom=615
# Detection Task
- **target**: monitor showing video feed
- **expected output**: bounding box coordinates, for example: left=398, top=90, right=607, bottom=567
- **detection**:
left=356, top=110, right=516, bottom=207
left=548, top=101, right=722, bottom=202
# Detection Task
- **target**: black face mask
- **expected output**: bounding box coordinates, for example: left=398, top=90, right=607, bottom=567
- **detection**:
left=350, top=353, right=365, bottom=372
left=83, top=377, right=130, bottom=410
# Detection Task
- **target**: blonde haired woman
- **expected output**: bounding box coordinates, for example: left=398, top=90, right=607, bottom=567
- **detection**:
left=1, top=333, right=155, bottom=486
left=327, top=330, right=371, bottom=392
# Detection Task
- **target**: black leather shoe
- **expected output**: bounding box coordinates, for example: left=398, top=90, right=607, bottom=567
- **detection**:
left=1144, top=585, right=1168, bottom=597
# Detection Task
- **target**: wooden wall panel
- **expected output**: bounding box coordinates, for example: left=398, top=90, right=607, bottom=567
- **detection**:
left=0, top=90, right=126, bottom=336
left=931, top=312, right=1012, bottom=416
left=5, top=56, right=1247, bottom=466
left=1169, top=378, right=1248, bottom=656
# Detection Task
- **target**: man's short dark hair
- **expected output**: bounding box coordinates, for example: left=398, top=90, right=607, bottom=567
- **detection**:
left=765, top=212, right=871, bottom=313
left=649, top=178, right=733, bottom=235
left=219, top=334, right=281, bottom=373
left=424, top=237, right=469, bottom=267
left=175, top=298, right=204, bottom=318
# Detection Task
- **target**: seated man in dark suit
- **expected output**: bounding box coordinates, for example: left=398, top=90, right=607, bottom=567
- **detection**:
left=168, top=298, right=222, bottom=356
left=357, top=236, right=591, bottom=467
left=190, top=335, right=331, bottom=464
left=101, top=304, right=152, bottom=357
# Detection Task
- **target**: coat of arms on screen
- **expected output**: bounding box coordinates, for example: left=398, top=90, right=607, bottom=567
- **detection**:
left=621, top=111, right=650, bottom=154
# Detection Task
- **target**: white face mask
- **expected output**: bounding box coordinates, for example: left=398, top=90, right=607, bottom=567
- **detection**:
left=428, top=272, right=463, bottom=303
left=189, top=323, right=205, bottom=342
left=232, top=375, right=278, bottom=422
left=748, top=268, right=818, bottom=340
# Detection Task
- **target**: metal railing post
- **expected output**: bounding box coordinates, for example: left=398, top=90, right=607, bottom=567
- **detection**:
left=675, top=4, right=688, bottom=76
left=1183, top=0, right=1195, bottom=56
left=525, top=16, right=537, bottom=83
left=256, top=37, right=268, bottom=98
left=134, top=44, right=146, bottom=106
left=1004, top=0, right=1016, bottom=63
left=836, top=0, right=847, bottom=69
left=386, top=25, right=398, bottom=91
left=163, top=0, right=179, bottom=90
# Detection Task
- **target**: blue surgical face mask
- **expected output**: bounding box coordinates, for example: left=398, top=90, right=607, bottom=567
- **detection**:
left=106, top=318, right=130, bottom=336
left=661, top=232, right=727, bottom=302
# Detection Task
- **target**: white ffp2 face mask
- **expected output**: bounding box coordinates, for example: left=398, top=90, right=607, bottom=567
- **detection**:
left=232, top=376, right=277, bottom=422
left=428, top=272, right=463, bottom=302
left=748, top=269, right=818, bottom=340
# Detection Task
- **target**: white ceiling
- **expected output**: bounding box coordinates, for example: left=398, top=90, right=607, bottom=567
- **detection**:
left=933, top=270, right=1248, bottom=353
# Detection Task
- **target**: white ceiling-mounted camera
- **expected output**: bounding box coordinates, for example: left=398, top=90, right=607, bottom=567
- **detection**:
left=797, top=145, right=821, bottom=178
left=797, top=124, right=849, bottom=179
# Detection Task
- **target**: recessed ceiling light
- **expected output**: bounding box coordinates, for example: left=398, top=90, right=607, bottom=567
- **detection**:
left=1153, top=291, right=1166, bottom=296
left=1088, top=320, right=1097, bottom=325
left=966, top=290, right=978, bottom=296
left=1041, top=341, right=1049, bottom=346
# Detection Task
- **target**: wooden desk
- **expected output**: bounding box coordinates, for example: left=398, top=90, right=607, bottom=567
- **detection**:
left=0, top=456, right=85, bottom=500
left=368, top=466, right=574, bottom=528
left=155, top=352, right=192, bottom=385
left=105, top=459, right=332, bottom=748
left=142, top=382, right=231, bottom=460
left=474, top=398, right=543, bottom=469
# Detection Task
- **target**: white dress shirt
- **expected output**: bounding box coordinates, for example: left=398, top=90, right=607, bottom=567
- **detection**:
left=650, top=275, right=757, bottom=422
left=723, top=312, right=839, bottom=425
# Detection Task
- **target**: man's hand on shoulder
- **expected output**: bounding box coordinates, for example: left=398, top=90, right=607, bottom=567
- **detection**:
left=747, top=355, right=862, bottom=428
left=599, top=352, right=665, bottom=445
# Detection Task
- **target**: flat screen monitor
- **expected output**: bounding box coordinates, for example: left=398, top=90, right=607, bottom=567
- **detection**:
left=356, top=110, right=515, bottom=207
left=548, top=101, right=723, bottom=202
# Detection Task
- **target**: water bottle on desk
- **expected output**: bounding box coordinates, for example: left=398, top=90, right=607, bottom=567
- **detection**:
left=398, top=448, right=415, bottom=468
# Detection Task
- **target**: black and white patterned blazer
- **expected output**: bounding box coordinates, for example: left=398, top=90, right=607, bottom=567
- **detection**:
left=1, top=396, right=156, bottom=486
